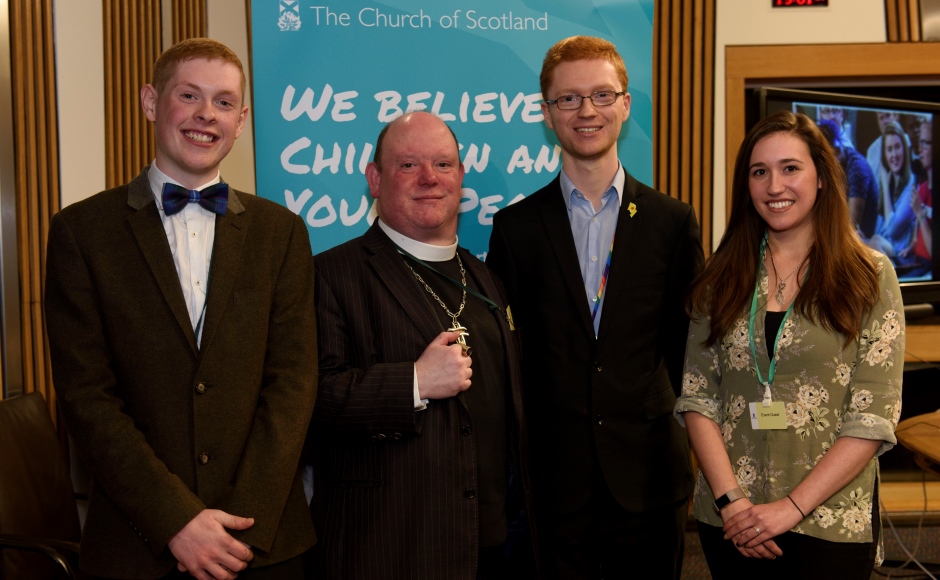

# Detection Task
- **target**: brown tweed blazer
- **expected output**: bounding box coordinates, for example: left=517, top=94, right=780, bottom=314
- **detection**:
left=44, top=167, right=318, bottom=578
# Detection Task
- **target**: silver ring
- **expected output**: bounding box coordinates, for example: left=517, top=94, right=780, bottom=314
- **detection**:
left=754, top=527, right=761, bottom=534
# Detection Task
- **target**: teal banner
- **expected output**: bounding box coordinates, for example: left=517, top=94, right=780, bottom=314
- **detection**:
left=251, top=0, right=654, bottom=257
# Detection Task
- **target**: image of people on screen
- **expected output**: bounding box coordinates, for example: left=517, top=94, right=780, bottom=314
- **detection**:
left=899, top=117, right=933, bottom=277
left=818, top=118, right=879, bottom=239
left=818, top=105, right=855, bottom=149
left=869, top=120, right=917, bottom=260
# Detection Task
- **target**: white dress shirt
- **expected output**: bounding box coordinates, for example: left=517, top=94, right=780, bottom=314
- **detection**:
left=148, top=163, right=220, bottom=347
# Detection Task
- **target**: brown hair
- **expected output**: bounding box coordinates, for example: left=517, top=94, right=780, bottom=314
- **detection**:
left=539, top=36, right=628, bottom=99
left=153, top=38, right=245, bottom=97
left=688, top=110, right=880, bottom=346
left=880, top=120, right=913, bottom=201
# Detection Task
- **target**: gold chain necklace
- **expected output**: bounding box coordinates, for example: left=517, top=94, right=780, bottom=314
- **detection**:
left=767, top=244, right=808, bottom=307
left=405, top=253, right=471, bottom=354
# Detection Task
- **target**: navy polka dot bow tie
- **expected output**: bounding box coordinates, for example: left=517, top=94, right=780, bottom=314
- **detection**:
left=161, top=182, right=229, bottom=216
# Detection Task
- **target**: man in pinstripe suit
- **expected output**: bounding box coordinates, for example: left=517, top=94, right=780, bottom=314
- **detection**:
left=308, top=111, right=537, bottom=579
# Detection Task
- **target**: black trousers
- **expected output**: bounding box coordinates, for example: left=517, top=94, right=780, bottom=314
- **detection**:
left=697, top=490, right=879, bottom=580
left=540, top=474, right=687, bottom=580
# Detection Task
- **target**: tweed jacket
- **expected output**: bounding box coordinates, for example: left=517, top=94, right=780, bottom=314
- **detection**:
left=44, top=167, right=318, bottom=578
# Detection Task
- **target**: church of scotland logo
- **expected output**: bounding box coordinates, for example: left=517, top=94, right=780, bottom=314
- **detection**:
left=278, top=0, right=301, bottom=31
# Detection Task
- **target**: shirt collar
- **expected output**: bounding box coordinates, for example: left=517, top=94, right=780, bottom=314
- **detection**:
left=148, top=162, right=222, bottom=209
left=559, top=163, right=625, bottom=211
left=377, top=219, right=457, bottom=262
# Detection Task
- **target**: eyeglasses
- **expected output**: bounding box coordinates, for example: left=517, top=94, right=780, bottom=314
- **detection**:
left=545, top=91, right=625, bottom=110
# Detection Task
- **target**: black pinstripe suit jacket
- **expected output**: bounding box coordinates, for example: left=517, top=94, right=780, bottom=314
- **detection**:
left=308, top=223, right=536, bottom=580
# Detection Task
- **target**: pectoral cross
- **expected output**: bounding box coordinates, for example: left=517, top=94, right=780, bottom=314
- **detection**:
left=448, top=318, right=471, bottom=356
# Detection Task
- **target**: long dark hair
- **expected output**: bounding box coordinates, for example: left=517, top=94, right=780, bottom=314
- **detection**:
left=880, top=120, right=913, bottom=206
left=688, top=110, right=880, bottom=346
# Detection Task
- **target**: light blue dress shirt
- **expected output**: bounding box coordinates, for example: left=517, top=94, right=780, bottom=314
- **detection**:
left=559, top=166, right=624, bottom=336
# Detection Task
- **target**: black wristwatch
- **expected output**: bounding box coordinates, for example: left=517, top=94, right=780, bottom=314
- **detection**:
left=713, top=487, right=747, bottom=512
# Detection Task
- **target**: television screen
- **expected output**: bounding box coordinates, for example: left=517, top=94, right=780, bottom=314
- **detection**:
left=756, top=88, right=939, bottom=306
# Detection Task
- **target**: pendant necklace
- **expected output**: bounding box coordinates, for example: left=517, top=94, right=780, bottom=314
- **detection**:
left=405, top=253, right=471, bottom=355
left=767, top=244, right=808, bottom=307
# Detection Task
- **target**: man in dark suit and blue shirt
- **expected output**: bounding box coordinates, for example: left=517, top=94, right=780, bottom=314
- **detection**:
left=309, top=111, right=536, bottom=579
left=487, top=36, right=705, bottom=579
left=45, top=39, right=317, bottom=580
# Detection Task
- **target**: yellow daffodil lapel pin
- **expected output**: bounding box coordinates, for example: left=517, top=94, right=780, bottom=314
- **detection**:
left=628, top=202, right=637, bottom=218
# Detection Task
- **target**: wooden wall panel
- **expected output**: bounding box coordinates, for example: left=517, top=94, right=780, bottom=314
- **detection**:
left=8, top=0, right=58, bottom=419
left=654, top=0, right=716, bottom=254
left=886, top=0, right=921, bottom=42
left=103, top=0, right=161, bottom=188
left=173, top=0, right=208, bottom=44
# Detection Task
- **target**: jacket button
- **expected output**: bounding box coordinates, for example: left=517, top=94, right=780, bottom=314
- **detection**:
left=462, top=425, right=472, bottom=436
left=594, top=415, right=604, bottom=426
left=198, top=452, right=210, bottom=465
left=195, top=382, right=207, bottom=394
left=376, top=433, right=387, bottom=441
left=464, top=489, right=476, bottom=499
left=594, top=364, right=602, bottom=373
left=391, top=432, right=402, bottom=440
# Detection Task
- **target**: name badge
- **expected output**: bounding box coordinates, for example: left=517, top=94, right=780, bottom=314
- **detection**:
left=749, top=401, right=787, bottom=430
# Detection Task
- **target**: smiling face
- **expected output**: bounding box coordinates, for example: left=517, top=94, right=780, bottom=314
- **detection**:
left=541, top=59, right=630, bottom=166
left=884, top=133, right=905, bottom=174
left=748, top=131, right=820, bottom=240
left=141, top=58, right=248, bottom=188
left=366, top=112, right=464, bottom=245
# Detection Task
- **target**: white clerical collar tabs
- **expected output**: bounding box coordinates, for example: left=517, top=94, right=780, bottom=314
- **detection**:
left=378, top=219, right=457, bottom=262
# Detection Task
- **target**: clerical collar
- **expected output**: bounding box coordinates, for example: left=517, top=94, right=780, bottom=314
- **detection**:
left=377, top=219, right=457, bottom=262
left=559, top=163, right=625, bottom=210
left=148, top=162, right=221, bottom=208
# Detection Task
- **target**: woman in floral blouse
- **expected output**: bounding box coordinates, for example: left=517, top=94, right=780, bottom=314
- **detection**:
left=675, top=110, right=904, bottom=578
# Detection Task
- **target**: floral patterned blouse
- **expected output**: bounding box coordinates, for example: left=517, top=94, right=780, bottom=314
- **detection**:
left=674, top=251, right=904, bottom=550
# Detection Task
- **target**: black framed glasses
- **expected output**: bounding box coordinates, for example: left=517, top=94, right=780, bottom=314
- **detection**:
left=545, top=91, right=625, bottom=110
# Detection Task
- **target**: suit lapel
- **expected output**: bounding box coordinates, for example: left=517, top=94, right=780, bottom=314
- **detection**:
left=538, top=178, right=596, bottom=339
left=363, top=225, right=443, bottom=346
left=199, top=191, right=247, bottom=354
left=596, top=172, right=641, bottom=343
left=125, top=167, right=198, bottom=353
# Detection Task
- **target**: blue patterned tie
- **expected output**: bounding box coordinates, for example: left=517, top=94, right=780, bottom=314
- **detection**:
left=161, top=182, right=229, bottom=216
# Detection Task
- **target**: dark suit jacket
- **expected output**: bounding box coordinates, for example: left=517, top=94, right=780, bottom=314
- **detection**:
left=309, top=223, right=536, bottom=580
left=44, top=167, right=318, bottom=578
left=487, top=172, right=704, bottom=516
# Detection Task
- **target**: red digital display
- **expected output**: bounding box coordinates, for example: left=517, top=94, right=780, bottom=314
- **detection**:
left=773, top=0, right=828, bottom=6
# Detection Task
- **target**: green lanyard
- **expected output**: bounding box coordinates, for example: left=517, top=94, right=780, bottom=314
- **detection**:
left=748, top=235, right=797, bottom=405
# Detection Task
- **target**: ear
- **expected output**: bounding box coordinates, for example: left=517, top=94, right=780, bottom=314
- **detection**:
left=541, top=101, right=554, bottom=131
left=140, top=84, right=158, bottom=122
left=365, top=162, right=381, bottom=199
left=621, top=92, right=632, bottom=124
left=234, top=105, right=249, bottom=139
